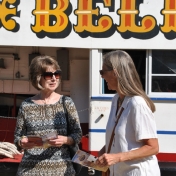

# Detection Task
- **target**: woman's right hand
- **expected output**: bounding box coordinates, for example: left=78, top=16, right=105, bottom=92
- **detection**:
left=20, top=137, right=39, bottom=149
left=96, top=153, right=120, bottom=167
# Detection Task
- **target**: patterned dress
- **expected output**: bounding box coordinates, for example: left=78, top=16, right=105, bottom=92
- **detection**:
left=14, top=96, right=82, bottom=176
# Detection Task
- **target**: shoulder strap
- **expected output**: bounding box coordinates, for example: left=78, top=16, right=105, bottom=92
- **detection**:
left=107, top=107, right=124, bottom=153
left=62, top=95, right=67, bottom=116
left=62, top=95, right=70, bottom=134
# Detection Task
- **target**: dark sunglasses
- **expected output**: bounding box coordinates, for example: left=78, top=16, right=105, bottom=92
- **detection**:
left=99, top=69, right=112, bottom=76
left=42, top=70, right=62, bottom=80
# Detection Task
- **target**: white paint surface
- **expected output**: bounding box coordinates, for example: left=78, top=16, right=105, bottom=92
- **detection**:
left=89, top=99, right=176, bottom=153
left=70, top=59, right=89, bottom=123
left=0, top=1, right=176, bottom=49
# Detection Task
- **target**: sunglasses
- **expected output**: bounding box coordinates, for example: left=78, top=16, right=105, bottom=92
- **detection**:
left=42, top=70, right=62, bottom=80
left=99, top=69, right=112, bottom=76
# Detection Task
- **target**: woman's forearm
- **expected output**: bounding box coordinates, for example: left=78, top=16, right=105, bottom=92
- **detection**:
left=119, top=139, right=159, bottom=162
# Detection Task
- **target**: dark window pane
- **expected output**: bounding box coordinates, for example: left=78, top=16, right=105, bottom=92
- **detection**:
left=152, top=76, right=176, bottom=92
left=152, top=50, right=176, bottom=74
left=103, top=79, right=116, bottom=94
left=102, top=50, right=146, bottom=94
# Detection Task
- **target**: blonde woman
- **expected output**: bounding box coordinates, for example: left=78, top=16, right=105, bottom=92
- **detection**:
left=14, top=56, right=82, bottom=176
left=96, top=50, right=160, bottom=176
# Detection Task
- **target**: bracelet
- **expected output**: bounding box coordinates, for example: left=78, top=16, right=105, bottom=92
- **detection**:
left=18, top=136, right=27, bottom=147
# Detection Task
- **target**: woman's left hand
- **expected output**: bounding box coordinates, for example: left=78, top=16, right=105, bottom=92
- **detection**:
left=48, top=135, right=67, bottom=147
left=96, top=153, right=121, bottom=167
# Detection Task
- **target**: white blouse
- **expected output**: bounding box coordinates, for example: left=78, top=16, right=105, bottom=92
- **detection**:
left=106, top=94, right=160, bottom=176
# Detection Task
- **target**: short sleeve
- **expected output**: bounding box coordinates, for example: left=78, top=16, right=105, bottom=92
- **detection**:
left=131, top=101, right=158, bottom=141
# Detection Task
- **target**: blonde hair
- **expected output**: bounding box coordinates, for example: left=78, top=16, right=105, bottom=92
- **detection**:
left=103, top=50, right=155, bottom=112
left=29, top=55, right=61, bottom=90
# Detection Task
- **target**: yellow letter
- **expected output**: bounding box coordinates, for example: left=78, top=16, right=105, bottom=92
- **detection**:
left=0, top=0, right=18, bottom=31
left=74, top=0, right=113, bottom=33
left=32, top=0, right=69, bottom=33
left=117, top=0, right=156, bottom=33
left=161, top=0, right=176, bottom=33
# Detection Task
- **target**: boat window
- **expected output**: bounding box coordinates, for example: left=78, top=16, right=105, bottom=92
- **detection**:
left=151, top=50, right=176, bottom=93
left=102, top=50, right=146, bottom=94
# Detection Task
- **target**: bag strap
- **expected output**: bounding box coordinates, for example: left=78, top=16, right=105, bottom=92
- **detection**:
left=62, top=95, right=70, bottom=134
left=107, top=107, right=124, bottom=153
left=63, top=96, right=79, bottom=151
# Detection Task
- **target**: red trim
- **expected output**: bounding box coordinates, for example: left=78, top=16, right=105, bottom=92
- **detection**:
left=82, top=15, right=88, bottom=26
left=41, top=0, right=45, bottom=10
left=157, top=153, right=176, bottom=162
left=169, top=14, right=175, bottom=27
left=170, top=0, right=175, bottom=9
left=126, top=0, right=131, bottom=9
left=125, top=14, right=131, bottom=27
left=79, top=123, right=89, bottom=152
left=59, top=16, right=64, bottom=26
left=0, top=154, right=23, bottom=163
left=79, top=136, right=89, bottom=152
left=59, top=0, right=65, bottom=9
left=83, top=0, right=88, bottom=10
left=40, top=15, right=45, bottom=26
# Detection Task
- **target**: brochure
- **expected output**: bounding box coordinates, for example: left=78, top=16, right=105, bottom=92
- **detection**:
left=72, top=149, right=109, bottom=172
left=27, top=131, right=58, bottom=148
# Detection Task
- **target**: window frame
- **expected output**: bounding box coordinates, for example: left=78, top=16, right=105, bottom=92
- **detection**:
left=147, top=50, right=176, bottom=98
left=98, top=49, right=176, bottom=99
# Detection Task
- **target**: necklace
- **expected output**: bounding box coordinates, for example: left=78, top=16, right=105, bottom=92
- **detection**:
left=117, top=97, right=125, bottom=110
left=115, top=97, right=125, bottom=116
left=39, top=93, right=51, bottom=105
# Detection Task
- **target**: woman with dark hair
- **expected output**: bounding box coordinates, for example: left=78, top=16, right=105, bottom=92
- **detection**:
left=96, top=50, right=160, bottom=176
left=14, top=55, right=82, bottom=176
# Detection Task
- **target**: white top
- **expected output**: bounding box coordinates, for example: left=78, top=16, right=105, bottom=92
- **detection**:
left=106, top=94, right=160, bottom=176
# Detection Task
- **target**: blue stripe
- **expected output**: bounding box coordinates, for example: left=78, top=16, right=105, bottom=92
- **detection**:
left=89, top=129, right=176, bottom=135
left=157, top=131, right=176, bottom=135
left=91, top=96, right=113, bottom=100
left=89, top=129, right=106, bottom=133
left=151, top=98, right=176, bottom=101
left=91, top=96, right=176, bottom=101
